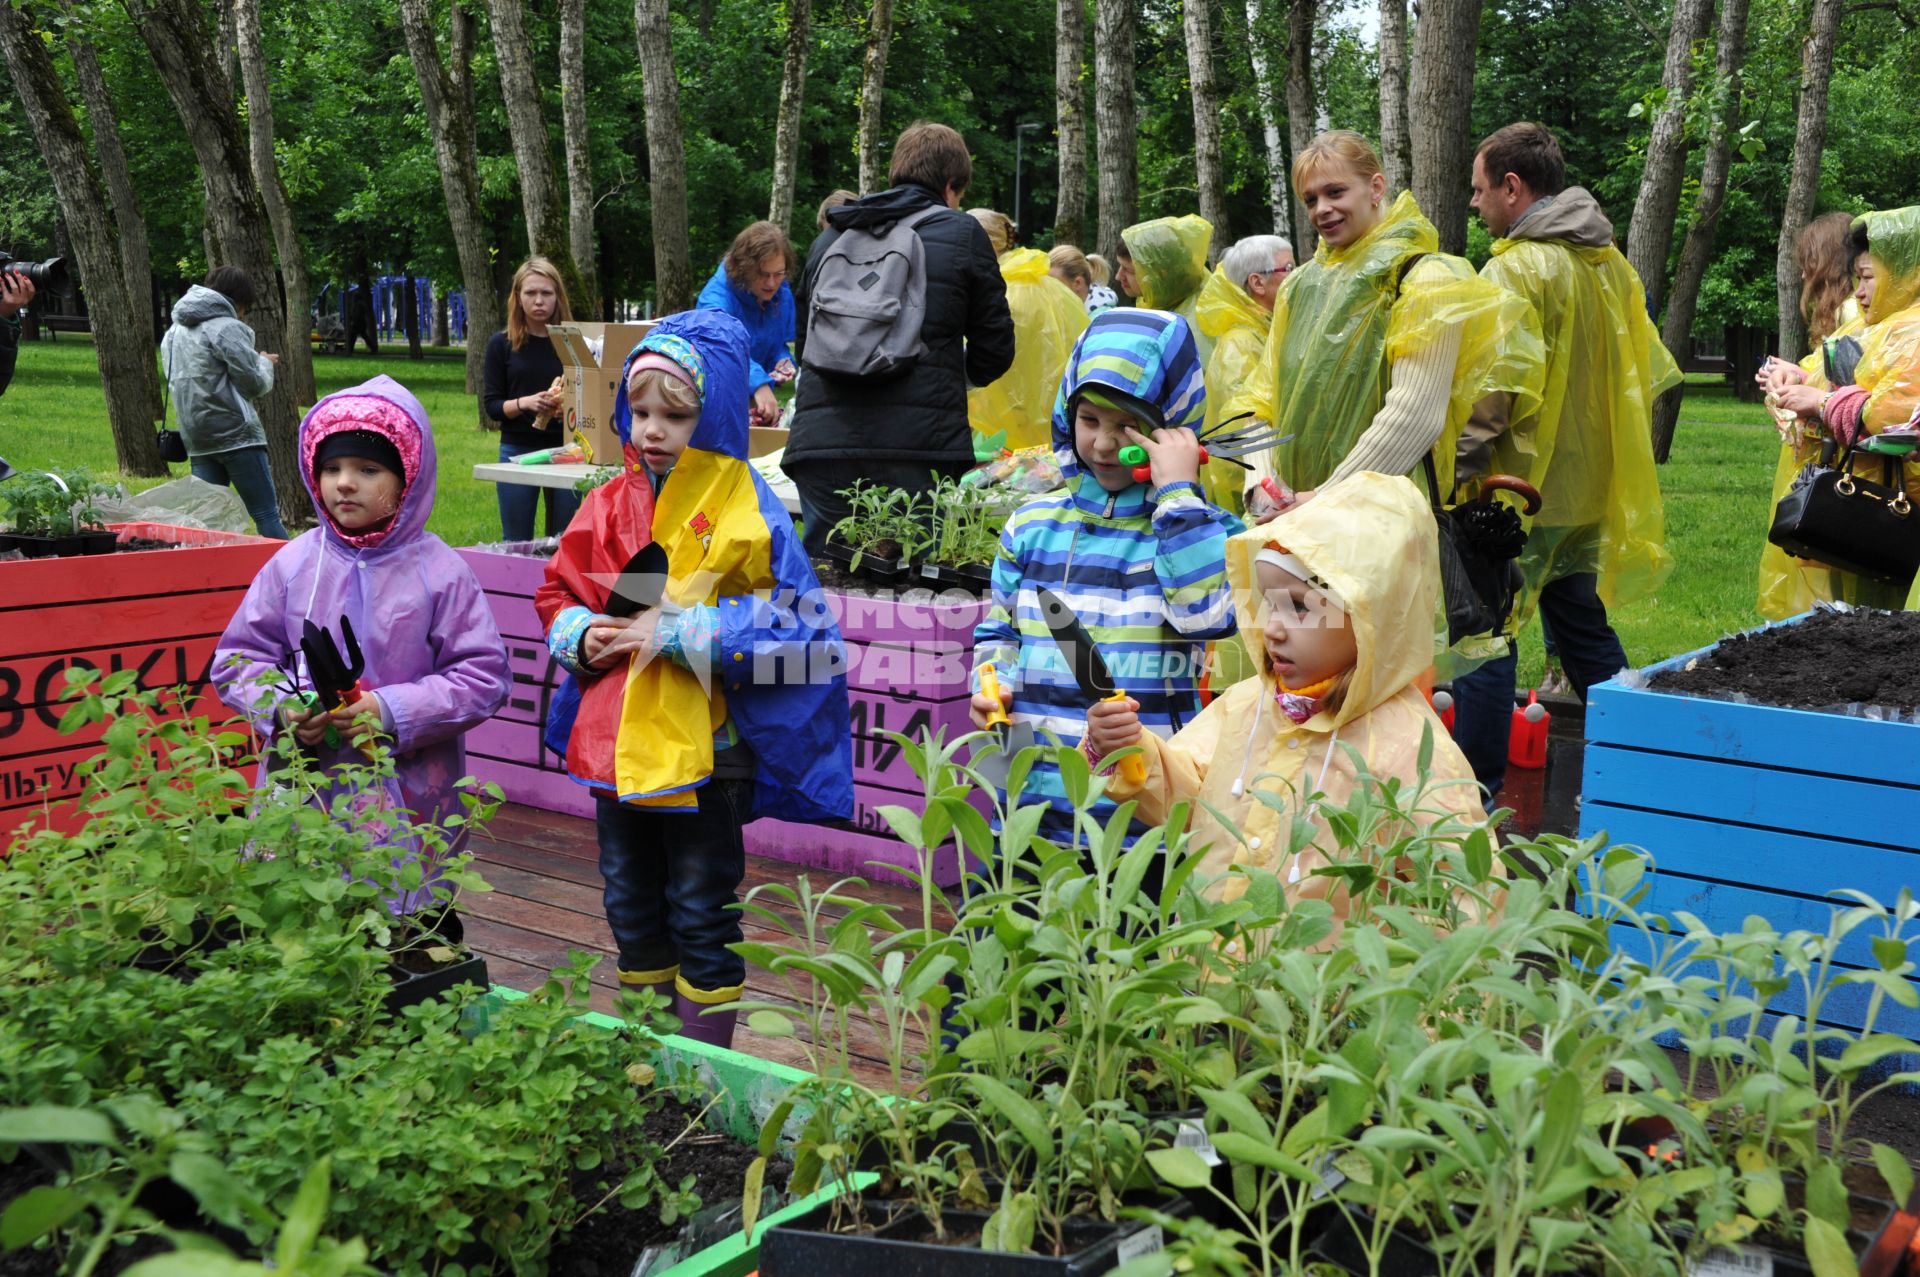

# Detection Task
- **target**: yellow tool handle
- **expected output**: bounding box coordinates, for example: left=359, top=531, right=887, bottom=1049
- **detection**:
left=1102, top=689, right=1146, bottom=784
left=978, top=662, right=1012, bottom=728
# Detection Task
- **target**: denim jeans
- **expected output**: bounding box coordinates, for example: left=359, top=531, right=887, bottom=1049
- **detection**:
left=191, top=445, right=287, bottom=539
left=1452, top=572, right=1628, bottom=796
left=593, top=781, right=750, bottom=995
left=497, top=441, right=582, bottom=541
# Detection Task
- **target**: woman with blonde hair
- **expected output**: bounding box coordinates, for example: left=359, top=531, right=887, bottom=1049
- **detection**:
left=965, top=210, right=1089, bottom=451
left=1082, top=252, right=1119, bottom=316
left=483, top=256, right=579, bottom=539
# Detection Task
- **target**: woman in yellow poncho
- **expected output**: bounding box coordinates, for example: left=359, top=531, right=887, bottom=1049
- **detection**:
left=1194, top=235, right=1294, bottom=514
left=965, top=209, right=1090, bottom=453
left=1117, top=214, right=1216, bottom=364
left=1765, top=206, right=1920, bottom=613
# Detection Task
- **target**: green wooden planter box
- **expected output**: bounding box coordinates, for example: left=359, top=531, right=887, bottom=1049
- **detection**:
left=490, top=986, right=835, bottom=1277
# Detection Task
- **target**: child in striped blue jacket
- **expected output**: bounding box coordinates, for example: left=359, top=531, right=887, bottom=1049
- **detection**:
left=970, top=307, right=1241, bottom=852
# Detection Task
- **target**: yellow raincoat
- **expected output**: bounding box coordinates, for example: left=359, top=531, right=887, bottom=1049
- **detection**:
left=1106, top=474, right=1486, bottom=934
left=1480, top=202, right=1680, bottom=612
left=968, top=248, right=1090, bottom=453
left=1243, top=192, right=1544, bottom=497
left=1194, top=263, right=1272, bottom=514
left=1122, top=214, right=1216, bottom=365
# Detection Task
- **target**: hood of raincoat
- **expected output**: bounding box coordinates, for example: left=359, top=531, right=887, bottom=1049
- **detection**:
left=1225, top=472, right=1439, bottom=731
left=1121, top=214, right=1213, bottom=311
left=298, top=375, right=435, bottom=553
left=1049, top=307, right=1207, bottom=514
left=1853, top=206, right=1920, bottom=326
left=1194, top=263, right=1271, bottom=340
left=612, top=308, right=752, bottom=462
left=1505, top=187, right=1614, bottom=249
left=172, top=284, right=240, bottom=327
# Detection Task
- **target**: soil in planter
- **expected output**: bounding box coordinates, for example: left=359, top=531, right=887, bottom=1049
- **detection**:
left=1649, top=609, right=1920, bottom=713
left=547, top=1095, right=794, bottom=1277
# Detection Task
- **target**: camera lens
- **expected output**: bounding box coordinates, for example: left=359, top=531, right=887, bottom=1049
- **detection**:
left=2, top=256, right=66, bottom=294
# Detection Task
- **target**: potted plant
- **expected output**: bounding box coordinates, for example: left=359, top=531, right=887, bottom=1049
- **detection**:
left=826, top=480, right=932, bottom=590
left=0, top=469, right=117, bottom=558
left=912, top=476, right=1012, bottom=595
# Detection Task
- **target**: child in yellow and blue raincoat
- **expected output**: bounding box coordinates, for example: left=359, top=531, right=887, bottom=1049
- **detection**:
left=536, top=309, right=853, bottom=1048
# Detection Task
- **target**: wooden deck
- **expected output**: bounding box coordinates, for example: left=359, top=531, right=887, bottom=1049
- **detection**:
left=465, top=803, right=948, bottom=1089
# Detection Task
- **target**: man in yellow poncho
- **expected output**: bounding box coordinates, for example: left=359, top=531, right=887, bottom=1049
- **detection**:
left=966, top=208, right=1090, bottom=453
left=1117, top=214, right=1216, bottom=365
left=1194, top=234, right=1294, bottom=513
left=1450, top=122, right=1679, bottom=798
left=1766, top=207, right=1920, bottom=612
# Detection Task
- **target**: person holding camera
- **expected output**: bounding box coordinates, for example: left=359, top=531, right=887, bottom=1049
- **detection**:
left=161, top=266, right=287, bottom=538
left=0, top=265, right=33, bottom=401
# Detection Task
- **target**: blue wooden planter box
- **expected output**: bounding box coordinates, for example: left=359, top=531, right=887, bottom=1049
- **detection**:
left=1580, top=621, right=1920, bottom=1041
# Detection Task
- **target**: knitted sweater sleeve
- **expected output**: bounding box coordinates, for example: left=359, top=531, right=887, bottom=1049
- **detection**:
left=1322, top=319, right=1464, bottom=490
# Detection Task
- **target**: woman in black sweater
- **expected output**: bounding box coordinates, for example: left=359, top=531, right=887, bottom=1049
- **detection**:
left=483, top=256, right=580, bottom=539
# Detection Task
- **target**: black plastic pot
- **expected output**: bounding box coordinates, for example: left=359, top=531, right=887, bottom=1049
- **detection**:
left=956, top=562, right=993, bottom=593
left=760, top=1195, right=1176, bottom=1277
left=384, top=951, right=490, bottom=1013
left=0, top=529, right=118, bottom=558
left=859, top=556, right=912, bottom=590
left=913, top=562, right=968, bottom=592
left=129, top=914, right=245, bottom=973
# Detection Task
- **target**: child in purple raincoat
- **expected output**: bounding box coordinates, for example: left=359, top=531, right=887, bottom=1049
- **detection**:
left=214, top=375, right=512, bottom=913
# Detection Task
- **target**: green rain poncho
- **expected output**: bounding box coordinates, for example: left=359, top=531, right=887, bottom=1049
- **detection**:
left=1122, top=214, right=1215, bottom=364
left=1481, top=203, right=1680, bottom=612
left=1242, top=191, right=1544, bottom=497
left=968, top=248, right=1090, bottom=453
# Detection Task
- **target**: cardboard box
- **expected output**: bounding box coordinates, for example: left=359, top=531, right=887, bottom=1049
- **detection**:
left=547, top=321, right=654, bottom=466
left=748, top=426, right=789, bottom=459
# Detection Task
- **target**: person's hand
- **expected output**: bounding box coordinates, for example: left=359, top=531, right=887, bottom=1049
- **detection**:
left=770, top=359, right=797, bottom=384
left=1085, top=696, right=1142, bottom=759
left=583, top=612, right=663, bottom=670
left=1757, top=357, right=1805, bottom=392
left=0, top=271, right=35, bottom=319
left=1773, top=384, right=1828, bottom=419
left=1122, top=425, right=1202, bottom=489
left=282, top=696, right=330, bottom=747
left=969, top=680, right=1013, bottom=729
left=523, top=388, right=562, bottom=416
left=261, top=351, right=281, bottom=365
left=327, top=690, right=384, bottom=748
left=750, top=384, right=781, bottom=426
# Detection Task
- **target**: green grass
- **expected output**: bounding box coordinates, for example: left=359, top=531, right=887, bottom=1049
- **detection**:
left=4, top=337, right=1779, bottom=682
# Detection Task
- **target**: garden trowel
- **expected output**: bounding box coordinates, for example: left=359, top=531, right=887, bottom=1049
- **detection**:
left=967, top=661, right=1033, bottom=790
left=1036, top=587, right=1145, bottom=784
left=299, top=615, right=366, bottom=750
left=602, top=542, right=670, bottom=618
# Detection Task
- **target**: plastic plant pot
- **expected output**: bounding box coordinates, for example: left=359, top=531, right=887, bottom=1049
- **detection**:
left=0, top=529, right=118, bottom=558
left=758, top=1196, right=1177, bottom=1277
left=384, top=952, right=491, bottom=1013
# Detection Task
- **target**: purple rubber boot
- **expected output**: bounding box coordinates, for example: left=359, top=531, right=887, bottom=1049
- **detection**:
left=670, top=987, right=738, bottom=1051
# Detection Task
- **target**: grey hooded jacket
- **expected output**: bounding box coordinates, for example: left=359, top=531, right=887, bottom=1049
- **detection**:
left=160, top=285, right=275, bottom=456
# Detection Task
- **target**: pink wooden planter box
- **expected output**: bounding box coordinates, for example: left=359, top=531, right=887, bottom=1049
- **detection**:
left=454, top=547, right=991, bottom=886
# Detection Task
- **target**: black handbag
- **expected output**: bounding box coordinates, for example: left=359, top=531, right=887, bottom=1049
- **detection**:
left=1423, top=457, right=1540, bottom=645
left=1768, top=438, right=1920, bottom=585
left=157, top=349, right=188, bottom=463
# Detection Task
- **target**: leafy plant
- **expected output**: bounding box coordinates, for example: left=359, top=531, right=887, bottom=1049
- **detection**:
left=831, top=479, right=932, bottom=570
left=0, top=469, right=111, bottom=537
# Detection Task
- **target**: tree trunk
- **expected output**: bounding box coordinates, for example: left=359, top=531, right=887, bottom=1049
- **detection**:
left=124, top=0, right=302, bottom=515
left=1244, top=0, right=1289, bottom=236
left=1093, top=0, right=1137, bottom=262
left=1651, top=0, right=1751, bottom=463
left=433, top=290, right=450, bottom=347
left=1283, top=0, right=1317, bottom=255
left=232, top=0, right=316, bottom=408
left=63, top=19, right=160, bottom=426
left=404, top=272, right=423, bottom=360
left=558, top=0, right=598, bottom=312
left=634, top=0, right=694, bottom=313
left=856, top=0, right=895, bottom=195
left=1407, top=0, right=1482, bottom=255
left=768, top=0, right=812, bottom=234
left=399, top=0, right=502, bottom=415
left=1052, top=0, right=1087, bottom=247
left=1377, top=0, right=1411, bottom=195
left=1183, top=0, right=1227, bottom=256
left=1774, top=0, right=1846, bottom=362
left=486, top=0, right=584, bottom=304
left=1625, top=0, right=1715, bottom=319
left=0, top=3, right=164, bottom=476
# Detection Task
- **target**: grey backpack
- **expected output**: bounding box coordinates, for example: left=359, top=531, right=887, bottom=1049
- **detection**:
left=802, top=205, right=944, bottom=379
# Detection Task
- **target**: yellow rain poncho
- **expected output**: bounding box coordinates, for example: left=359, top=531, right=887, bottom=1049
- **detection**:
left=1122, top=214, right=1215, bottom=364
left=968, top=248, right=1090, bottom=453
left=1480, top=193, right=1679, bottom=612
left=1194, top=263, right=1273, bottom=514
left=1106, top=474, right=1486, bottom=933
left=1243, top=192, right=1544, bottom=498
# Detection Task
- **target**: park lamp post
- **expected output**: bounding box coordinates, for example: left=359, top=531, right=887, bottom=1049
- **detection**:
left=1013, top=122, right=1043, bottom=243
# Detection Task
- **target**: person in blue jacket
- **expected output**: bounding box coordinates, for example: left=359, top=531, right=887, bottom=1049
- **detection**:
left=696, top=221, right=796, bottom=428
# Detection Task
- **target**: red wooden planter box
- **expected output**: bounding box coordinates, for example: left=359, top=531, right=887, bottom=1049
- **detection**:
left=454, top=543, right=990, bottom=886
left=1, top=522, right=280, bottom=845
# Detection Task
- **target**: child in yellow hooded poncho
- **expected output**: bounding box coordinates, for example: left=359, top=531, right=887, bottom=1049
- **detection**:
left=1083, top=473, right=1486, bottom=937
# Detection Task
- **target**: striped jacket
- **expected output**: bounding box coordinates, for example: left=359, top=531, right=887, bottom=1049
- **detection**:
left=973, top=308, right=1241, bottom=849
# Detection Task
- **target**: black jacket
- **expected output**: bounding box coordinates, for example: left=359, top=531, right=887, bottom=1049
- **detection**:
left=785, top=183, right=1015, bottom=467
left=0, top=316, right=18, bottom=400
